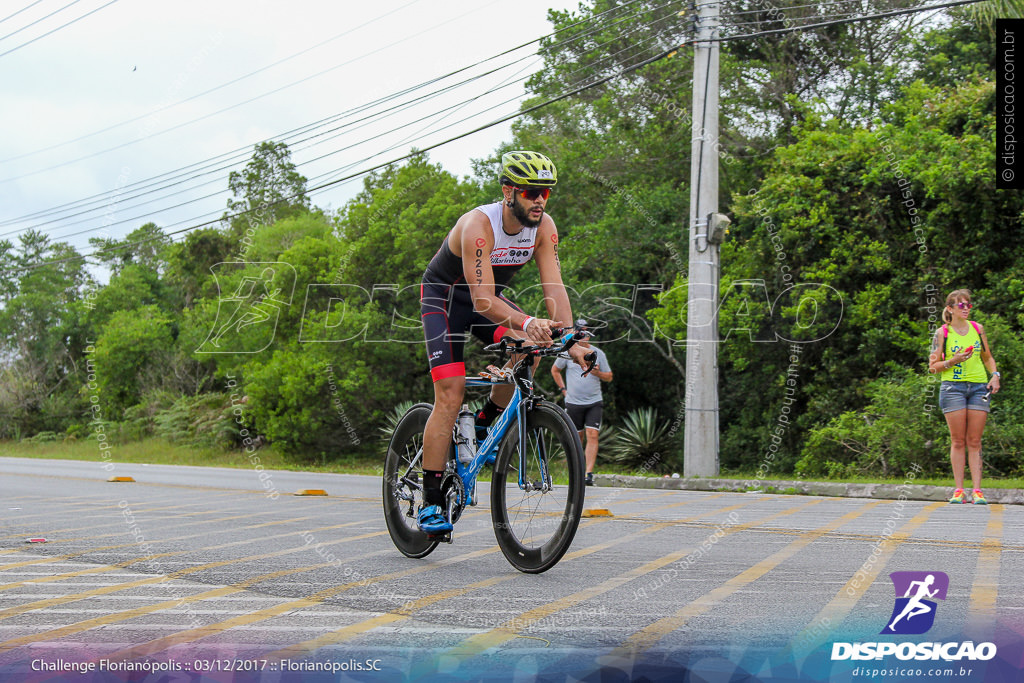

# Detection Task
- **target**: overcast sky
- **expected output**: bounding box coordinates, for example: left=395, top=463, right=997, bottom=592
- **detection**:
left=0, top=0, right=584, bottom=256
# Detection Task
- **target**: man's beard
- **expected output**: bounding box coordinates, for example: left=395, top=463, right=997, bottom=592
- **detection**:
left=511, top=197, right=543, bottom=228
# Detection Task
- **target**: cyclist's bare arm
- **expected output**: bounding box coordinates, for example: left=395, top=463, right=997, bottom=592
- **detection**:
left=534, top=219, right=573, bottom=328
left=534, top=220, right=589, bottom=369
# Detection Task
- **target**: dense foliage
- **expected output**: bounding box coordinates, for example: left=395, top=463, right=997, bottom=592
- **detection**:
left=1, top=4, right=1020, bottom=478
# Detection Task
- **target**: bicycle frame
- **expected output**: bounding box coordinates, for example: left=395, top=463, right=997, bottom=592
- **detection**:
left=457, top=368, right=550, bottom=504
left=385, top=328, right=591, bottom=570
left=394, top=331, right=589, bottom=515
left=389, top=379, right=522, bottom=510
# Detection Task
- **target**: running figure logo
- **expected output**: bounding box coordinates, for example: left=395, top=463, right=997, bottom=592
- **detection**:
left=881, top=571, right=949, bottom=635
left=196, top=262, right=296, bottom=354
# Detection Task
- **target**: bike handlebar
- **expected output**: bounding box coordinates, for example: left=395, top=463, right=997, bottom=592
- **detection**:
left=483, top=327, right=598, bottom=374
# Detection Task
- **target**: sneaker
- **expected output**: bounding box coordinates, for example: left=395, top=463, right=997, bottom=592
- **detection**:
left=416, top=504, right=453, bottom=535
left=949, top=488, right=966, bottom=504
left=972, top=489, right=988, bottom=505
left=585, top=472, right=594, bottom=487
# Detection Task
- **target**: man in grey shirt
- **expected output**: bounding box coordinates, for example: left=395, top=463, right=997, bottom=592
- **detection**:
left=551, top=319, right=613, bottom=486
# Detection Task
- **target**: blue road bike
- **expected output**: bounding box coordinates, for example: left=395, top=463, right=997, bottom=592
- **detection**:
left=383, top=330, right=595, bottom=573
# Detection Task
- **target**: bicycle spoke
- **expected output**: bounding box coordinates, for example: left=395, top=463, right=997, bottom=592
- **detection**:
left=491, top=402, right=584, bottom=572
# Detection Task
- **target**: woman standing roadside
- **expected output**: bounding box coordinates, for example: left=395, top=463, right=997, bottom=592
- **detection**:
left=928, top=289, right=1001, bottom=504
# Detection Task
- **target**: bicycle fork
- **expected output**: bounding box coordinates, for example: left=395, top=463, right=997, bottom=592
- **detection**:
left=518, top=399, right=552, bottom=493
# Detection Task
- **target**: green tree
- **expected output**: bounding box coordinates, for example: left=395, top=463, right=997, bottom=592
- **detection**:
left=501, top=2, right=699, bottom=419
left=0, top=232, right=91, bottom=437
left=225, top=141, right=310, bottom=236
left=85, top=264, right=166, bottom=331
left=648, top=73, right=1023, bottom=474
left=87, top=222, right=170, bottom=277
left=233, top=159, right=470, bottom=455
left=91, top=305, right=174, bottom=414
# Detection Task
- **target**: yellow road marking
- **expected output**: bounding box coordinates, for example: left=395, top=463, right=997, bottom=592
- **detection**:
left=268, top=575, right=513, bottom=661
left=787, top=500, right=945, bottom=660
left=262, top=520, right=681, bottom=664
left=967, top=504, right=1003, bottom=636
left=0, top=513, right=493, bottom=655
left=260, top=496, right=771, bottom=661
left=2, top=507, right=314, bottom=559
left=0, top=520, right=386, bottom=621
left=0, top=515, right=324, bottom=591
left=610, top=499, right=881, bottom=658
left=0, top=513, right=318, bottom=575
left=0, top=550, right=394, bottom=655
left=100, top=543, right=504, bottom=662
left=451, top=548, right=692, bottom=659
left=0, top=491, right=248, bottom=543
left=3, top=493, right=766, bottom=661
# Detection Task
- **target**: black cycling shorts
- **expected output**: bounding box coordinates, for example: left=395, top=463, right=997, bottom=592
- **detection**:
left=566, top=401, right=603, bottom=431
left=420, top=281, right=522, bottom=382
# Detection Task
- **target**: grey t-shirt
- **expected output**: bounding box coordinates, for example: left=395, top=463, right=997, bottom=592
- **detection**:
left=554, top=346, right=610, bottom=405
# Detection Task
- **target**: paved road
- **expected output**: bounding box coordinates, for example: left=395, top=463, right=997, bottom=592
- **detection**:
left=0, top=456, right=1021, bottom=682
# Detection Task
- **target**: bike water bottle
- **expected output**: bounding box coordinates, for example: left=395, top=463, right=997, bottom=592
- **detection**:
left=456, top=405, right=477, bottom=464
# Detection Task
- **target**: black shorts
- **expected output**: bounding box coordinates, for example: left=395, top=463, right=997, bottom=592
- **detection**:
left=566, top=401, right=603, bottom=431
left=420, top=281, right=522, bottom=382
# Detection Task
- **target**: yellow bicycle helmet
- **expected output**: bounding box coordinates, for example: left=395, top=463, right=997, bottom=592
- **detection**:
left=500, top=151, right=557, bottom=187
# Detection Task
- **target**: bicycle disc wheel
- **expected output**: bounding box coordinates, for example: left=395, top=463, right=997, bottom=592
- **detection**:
left=383, top=402, right=446, bottom=559
left=491, top=401, right=585, bottom=573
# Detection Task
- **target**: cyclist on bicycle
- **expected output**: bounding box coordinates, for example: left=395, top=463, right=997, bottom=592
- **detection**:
left=418, top=150, right=590, bottom=535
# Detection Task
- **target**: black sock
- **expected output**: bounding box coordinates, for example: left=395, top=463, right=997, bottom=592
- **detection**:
left=475, top=399, right=504, bottom=428
left=423, top=469, right=445, bottom=507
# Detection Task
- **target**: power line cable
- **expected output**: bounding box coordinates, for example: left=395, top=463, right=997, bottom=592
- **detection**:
left=0, top=0, right=651, bottom=231
left=12, top=0, right=973, bottom=272
left=0, top=0, right=85, bottom=42
left=0, top=0, right=119, bottom=59
left=1, top=0, right=652, bottom=184
left=24, top=9, right=684, bottom=242
left=4, top=30, right=695, bottom=274
left=0, top=0, right=427, bottom=165
left=312, top=6, right=686, bottom=186
left=715, top=0, right=980, bottom=41
left=718, top=0, right=869, bottom=19
left=0, top=0, right=505, bottom=183
left=0, top=0, right=664, bottom=231
left=0, top=0, right=47, bottom=27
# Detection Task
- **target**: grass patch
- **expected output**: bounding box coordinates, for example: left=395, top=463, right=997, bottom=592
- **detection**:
left=696, top=468, right=1024, bottom=489
left=4, top=440, right=1021, bottom=490
left=0, top=438, right=386, bottom=476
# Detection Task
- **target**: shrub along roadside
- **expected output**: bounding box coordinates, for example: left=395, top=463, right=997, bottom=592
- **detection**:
left=5, top=437, right=1023, bottom=491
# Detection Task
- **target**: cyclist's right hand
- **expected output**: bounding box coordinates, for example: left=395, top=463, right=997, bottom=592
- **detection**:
left=523, top=316, right=559, bottom=343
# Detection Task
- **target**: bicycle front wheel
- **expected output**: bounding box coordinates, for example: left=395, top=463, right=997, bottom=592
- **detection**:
left=383, top=402, right=444, bottom=559
left=490, top=401, right=585, bottom=573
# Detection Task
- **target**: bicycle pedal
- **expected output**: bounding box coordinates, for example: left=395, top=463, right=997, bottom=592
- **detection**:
left=427, top=532, right=453, bottom=544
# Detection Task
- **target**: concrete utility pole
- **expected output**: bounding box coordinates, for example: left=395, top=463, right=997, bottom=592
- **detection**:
left=683, top=0, right=725, bottom=477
